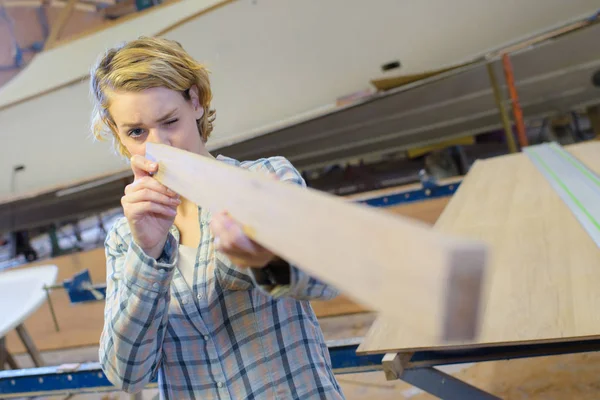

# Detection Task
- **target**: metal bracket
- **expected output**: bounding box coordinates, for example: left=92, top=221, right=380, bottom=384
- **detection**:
left=42, top=269, right=108, bottom=332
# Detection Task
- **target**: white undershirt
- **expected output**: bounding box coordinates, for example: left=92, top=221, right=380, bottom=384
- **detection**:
left=177, top=244, right=197, bottom=290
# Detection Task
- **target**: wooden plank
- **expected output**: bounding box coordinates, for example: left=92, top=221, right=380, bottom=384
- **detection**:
left=370, top=62, right=474, bottom=91
left=310, top=295, right=369, bottom=318
left=4, top=180, right=452, bottom=354
left=358, top=141, right=600, bottom=354
left=146, top=143, right=488, bottom=342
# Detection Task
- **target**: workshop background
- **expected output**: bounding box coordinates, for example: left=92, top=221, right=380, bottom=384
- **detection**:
left=1, top=1, right=600, bottom=399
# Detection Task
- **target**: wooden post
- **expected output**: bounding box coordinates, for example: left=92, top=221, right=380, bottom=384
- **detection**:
left=382, top=352, right=410, bottom=381
left=44, top=0, right=79, bottom=50
left=15, top=324, right=44, bottom=367
left=502, top=53, right=529, bottom=148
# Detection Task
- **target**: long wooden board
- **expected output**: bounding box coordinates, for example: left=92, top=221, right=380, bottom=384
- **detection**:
left=146, top=143, right=488, bottom=342
left=5, top=181, right=453, bottom=354
left=358, top=141, right=600, bottom=354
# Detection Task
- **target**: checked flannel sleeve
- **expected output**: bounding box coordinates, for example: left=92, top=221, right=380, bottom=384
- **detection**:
left=99, top=218, right=178, bottom=393
left=216, top=155, right=340, bottom=301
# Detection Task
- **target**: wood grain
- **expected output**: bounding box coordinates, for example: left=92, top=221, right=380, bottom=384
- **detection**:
left=147, top=143, right=488, bottom=342
left=358, top=141, right=600, bottom=354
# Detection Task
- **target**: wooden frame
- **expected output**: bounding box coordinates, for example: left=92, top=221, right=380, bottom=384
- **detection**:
left=146, top=143, right=489, bottom=342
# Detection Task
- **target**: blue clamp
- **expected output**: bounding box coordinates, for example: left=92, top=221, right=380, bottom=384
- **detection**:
left=63, top=269, right=106, bottom=304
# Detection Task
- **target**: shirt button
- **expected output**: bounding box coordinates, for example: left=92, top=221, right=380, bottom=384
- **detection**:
left=217, top=382, right=224, bottom=388
left=197, top=293, right=204, bottom=300
left=182, top=299, right=188, bottom=305
left=203, top=335, right=209, bottom=341
left=152, top=282, right=160, bottom=289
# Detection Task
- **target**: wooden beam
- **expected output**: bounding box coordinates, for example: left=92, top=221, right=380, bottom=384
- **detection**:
left=146, top=143, right=489, bottom=342
left=44, top=0, right=79, bottom=50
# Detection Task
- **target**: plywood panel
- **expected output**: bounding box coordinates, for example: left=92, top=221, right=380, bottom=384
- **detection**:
left=359, top=141, right=600, bottom=354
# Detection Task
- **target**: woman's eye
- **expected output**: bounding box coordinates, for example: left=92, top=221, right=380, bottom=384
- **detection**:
left=165, top=119, right=178, bottom=126
left=128, top=128, right=144, bottom=137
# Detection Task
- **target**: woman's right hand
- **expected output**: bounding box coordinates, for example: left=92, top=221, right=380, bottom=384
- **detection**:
left=122, top=155, right=181, bottom=259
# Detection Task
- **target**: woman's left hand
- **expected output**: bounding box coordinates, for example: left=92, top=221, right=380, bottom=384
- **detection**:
left=210, top=210, right=276, bottom=268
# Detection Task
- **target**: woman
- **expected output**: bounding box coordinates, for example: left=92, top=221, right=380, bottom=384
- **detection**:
left=91, top=36, right=345, bottom=399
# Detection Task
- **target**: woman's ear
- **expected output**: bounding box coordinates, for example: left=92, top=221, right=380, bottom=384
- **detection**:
left=188, top=85, right=205, bottom=120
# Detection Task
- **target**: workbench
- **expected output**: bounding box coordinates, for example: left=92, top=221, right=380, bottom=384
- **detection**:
left=355, top=141, right=600, bottom=398
left=4, top=337, right=600, bottom=399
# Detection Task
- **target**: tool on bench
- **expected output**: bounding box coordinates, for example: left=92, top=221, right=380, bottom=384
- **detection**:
left=43, top=269, right=107, bottom=332
left=524, top=142, right=600, bottom=248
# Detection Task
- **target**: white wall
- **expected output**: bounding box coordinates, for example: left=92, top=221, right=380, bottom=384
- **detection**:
left=0, top=0, right=598, bottom=198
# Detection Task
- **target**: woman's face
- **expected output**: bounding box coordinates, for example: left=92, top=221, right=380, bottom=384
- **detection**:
left=108, top=86, right=209, bottom=159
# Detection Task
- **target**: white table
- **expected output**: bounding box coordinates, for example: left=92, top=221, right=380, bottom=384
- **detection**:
left=0, top=265, right=57, bottom=369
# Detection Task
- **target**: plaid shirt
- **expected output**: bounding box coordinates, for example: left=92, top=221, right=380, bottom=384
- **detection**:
left=99, top=155, right=345, bottom=399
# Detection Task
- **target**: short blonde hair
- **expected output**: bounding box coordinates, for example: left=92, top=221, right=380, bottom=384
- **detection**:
left=90, top=36, right=216, bottom=158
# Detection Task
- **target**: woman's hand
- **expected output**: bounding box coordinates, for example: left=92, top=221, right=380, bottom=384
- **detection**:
left=210, top=210, right=276, bottom=268
left=122, top=155, right=181, bottom=259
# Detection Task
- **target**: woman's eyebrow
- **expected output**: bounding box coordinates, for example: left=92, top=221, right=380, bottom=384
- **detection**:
left=155, top=109, right=178, bottom=123
left=120, top=109, right=178, bottom=129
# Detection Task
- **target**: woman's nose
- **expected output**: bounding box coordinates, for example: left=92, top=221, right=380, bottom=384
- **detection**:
left=147, top=129, right=171, bottom=146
